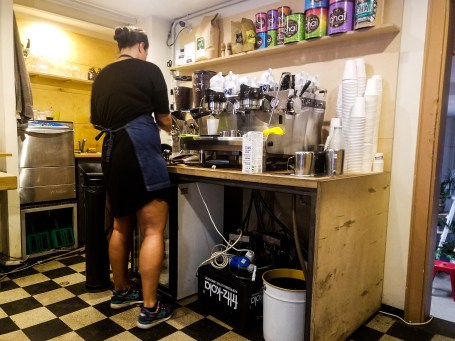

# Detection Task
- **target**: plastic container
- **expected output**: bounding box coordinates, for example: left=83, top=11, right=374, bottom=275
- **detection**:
left=50, top=227, right=74, bottom=248
left=263, top=269, right=307, bottom=341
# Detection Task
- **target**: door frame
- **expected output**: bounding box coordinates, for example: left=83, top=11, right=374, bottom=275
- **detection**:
left=405, top=0, right=455, bottom=322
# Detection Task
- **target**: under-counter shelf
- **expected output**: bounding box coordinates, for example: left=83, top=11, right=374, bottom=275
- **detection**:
left=28, top=71, right=93, bottom=87
left=170, top=24, right=400, bottom=73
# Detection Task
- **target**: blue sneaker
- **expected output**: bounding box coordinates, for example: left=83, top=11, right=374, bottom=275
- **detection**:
left=110, top=286, right=143, bottom=309
left=136, top=301, right=174, bottom=329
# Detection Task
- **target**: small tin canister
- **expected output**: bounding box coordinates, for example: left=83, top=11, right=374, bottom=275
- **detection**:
left=266, top=30, right=277, bottom=47
left=305, top=7, right=328, bottom=39
left=305, top=0, right=329, bottom=10
left=284, top=13, right=305, bottom=43
left=255, top=12, right=267, bottom=33
left=277, top=26, right=286, bottom=45
left=277, top=6, right=292, bottom=28
left=256, top=32, right=267, bottom=49
left=328, top=0, right=354, bottom=34
left=267, top=9, right=278, bottom=30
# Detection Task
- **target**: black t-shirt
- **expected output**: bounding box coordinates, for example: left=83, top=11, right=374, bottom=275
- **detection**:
left=90, top=58, right=169, bottom=129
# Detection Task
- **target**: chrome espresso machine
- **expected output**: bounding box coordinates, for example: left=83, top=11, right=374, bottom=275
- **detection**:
left=170, top=71, right=327, bottom=169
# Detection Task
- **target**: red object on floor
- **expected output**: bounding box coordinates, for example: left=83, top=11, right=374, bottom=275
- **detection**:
left=433, top=260, right=455, bottom=301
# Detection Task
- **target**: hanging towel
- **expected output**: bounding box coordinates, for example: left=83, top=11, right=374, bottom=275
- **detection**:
left=13, top=12, right=33, bottom=123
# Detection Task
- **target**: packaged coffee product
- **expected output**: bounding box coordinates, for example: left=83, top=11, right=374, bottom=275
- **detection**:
left=354, top=0, right=384, bottom=30
left=277, top=6, right=292, bottom=28
left=284, top=13, right=305, bottom=43
left=267, top=9, right=278, bottom=30
left=305, top=7, right=328, bottom=39
left=267, top=30, right=277, bottom=47
left=328, top=0, right=354, bottom=35
left=305, top=0, right=329, bottom=10
left=241, top=18, right=256, bottom=52
left=231, top=18, right=256, bottom=54
left=256, top=32, right=267, bottom=49
left=231, top=20, right=243, bottom=54
left=195, top=13, right=220, bottom=61
left=255, top=12, right=267, bottom=32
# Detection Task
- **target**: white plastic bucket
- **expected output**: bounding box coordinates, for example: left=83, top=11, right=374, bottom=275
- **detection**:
left=263, top=268, right=306, bottom=341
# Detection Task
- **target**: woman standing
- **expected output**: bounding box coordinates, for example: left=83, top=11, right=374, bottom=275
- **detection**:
left=90, top=26, right=173, bottom=329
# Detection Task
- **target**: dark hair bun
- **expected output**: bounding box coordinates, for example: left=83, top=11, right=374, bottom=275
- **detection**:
left=114, top=26, right=149, bottom=50
left=114, top=27, right=130, bottom=48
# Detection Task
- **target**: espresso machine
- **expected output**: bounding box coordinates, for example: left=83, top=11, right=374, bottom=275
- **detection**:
left=173, top=70, right=327, bottom=169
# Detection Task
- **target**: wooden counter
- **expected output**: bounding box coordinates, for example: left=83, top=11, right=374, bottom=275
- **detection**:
left=168, top=165, right=390, bottom=341
left=74, top=152, right=102, bottom=158
left=0, top=172, right=17, bottom=191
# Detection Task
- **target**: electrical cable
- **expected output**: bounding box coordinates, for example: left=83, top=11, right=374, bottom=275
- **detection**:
left=379, top=310, right=434, bottom=326
left=0, top=247, right=85, bottom=282
left=252, top=190, right=266, bottom=233
left=167, top=26, right=187, bottom=47
left=292, top=194, right=308, bottom=281
left=195, top=183, right=252, bottom=274
left=241, top=190, right=254, bottom=231
left=256, top=190, right=308, bottom=256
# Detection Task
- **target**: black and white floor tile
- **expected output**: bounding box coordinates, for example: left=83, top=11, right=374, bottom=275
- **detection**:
left=1, top=252, right=455, bottom=341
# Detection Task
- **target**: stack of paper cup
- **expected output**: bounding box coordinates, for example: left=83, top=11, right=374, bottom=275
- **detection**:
left=336, top=85, right=343, bottom=118
left=346, top=96, right=366, bottom=172
left=341, top=60, right=358, bottom=146
left=364, top=78, right=379, bottom=142
left=372, top=75, right=383, bottom=154
left=355, top=58, right=367, bottom=96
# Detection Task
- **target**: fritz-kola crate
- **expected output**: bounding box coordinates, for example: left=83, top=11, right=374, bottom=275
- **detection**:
left=197, top=264, right=263, bottom=330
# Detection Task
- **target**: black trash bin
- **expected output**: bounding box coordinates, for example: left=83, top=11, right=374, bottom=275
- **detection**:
left=79, top=164, right=111, bottom=292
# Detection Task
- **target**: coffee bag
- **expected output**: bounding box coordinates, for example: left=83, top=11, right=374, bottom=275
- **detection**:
left=195, top=13, right=220, bottom=61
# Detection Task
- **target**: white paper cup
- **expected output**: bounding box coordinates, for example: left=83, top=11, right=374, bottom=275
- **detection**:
left=343, top=59, right=357, bottom=80
left=207, top=118, right=220, bottom=135
left=365, top=78, right=378, bottom=96
left=351, top=97, right=366, bottom=117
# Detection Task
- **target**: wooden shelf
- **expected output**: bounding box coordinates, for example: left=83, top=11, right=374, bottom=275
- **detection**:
left=170, top=24, right=400, bottom=73
left=0, top=172, right=17, bottom=191
left=28, top=71, right=93, bottom=86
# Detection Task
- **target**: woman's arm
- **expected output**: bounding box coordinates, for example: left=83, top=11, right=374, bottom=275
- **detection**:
left=155, top=113, right=172, bottom=133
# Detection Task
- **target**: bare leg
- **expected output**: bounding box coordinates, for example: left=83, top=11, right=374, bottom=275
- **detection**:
left=137, top=198, right=169, bottom=308
left=109, top=214, right=135, bottom=291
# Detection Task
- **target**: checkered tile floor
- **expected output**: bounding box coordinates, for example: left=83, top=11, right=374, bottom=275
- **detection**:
left=1, top=252, right=455, bottom=341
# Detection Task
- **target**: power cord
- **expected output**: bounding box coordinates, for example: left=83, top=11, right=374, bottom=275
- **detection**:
left=195, top=183, right=252, bottom=273
left=0, top=247, right=85, bottom=282
left=379, top=310, right=434, bottom=326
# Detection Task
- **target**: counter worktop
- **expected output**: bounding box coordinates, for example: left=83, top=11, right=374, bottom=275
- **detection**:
left=75, top=152, right=102, bottom=158
left=166, top=164, right=384, bottom=190
left=0, top=172, right=17, bottom=191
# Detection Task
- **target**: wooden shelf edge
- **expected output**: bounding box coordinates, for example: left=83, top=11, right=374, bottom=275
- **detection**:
left=29, top=71, right=93, bottom=86
left=170, top=24, right=400, bottom=73
left=0, top=172, right=17, bottom=191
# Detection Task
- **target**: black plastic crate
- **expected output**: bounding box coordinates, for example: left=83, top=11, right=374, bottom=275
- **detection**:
left=197, top=264, right=264, bottom=330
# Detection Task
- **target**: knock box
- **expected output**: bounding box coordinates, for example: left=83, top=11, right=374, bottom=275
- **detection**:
left=197, top=264, right=264, bottom=330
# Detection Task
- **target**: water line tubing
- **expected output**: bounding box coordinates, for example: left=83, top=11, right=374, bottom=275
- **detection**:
left=292, top=194, right=308, bottom=280
left=169, top=0, right=247, bottom=66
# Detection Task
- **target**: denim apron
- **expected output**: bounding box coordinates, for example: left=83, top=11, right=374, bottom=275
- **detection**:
left=95, top=114, right=170, bottom=192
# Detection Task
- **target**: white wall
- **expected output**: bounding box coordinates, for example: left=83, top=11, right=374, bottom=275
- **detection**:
left=0, top=0, right=22, bottom=258
left=382, top=1, right=428, bottom=308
